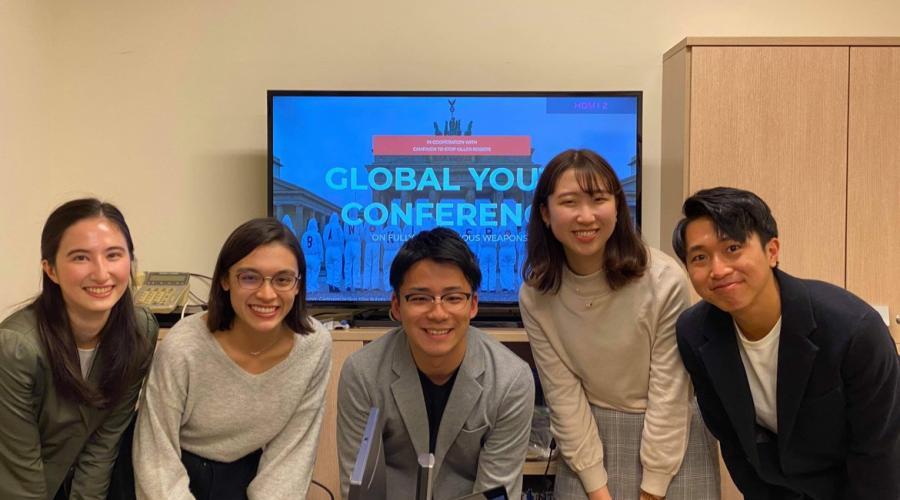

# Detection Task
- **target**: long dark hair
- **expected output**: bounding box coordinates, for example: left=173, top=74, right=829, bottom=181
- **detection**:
left=524, top=149, right=648, bottom=293
left=34, top=198, right=149, bottom=408
left=207, top=218, right=314, bottom=334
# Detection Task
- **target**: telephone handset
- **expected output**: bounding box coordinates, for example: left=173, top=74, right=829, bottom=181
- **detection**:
left=134, top=272, right=191, bottom=314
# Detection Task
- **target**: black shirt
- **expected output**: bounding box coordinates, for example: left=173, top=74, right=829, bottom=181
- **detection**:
left=417, top=368, right=459, bottom=453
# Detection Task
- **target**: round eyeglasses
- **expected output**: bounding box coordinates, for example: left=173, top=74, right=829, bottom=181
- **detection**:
left=402, top=292, right=473, bottom=312
left=235, top=271, right=300, bottom=291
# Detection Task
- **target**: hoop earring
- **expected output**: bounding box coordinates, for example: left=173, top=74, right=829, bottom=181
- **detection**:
left=388, top=309, right=397, bottom=322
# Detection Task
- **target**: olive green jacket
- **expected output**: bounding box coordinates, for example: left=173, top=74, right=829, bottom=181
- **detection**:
left=0, top=306, right=158, bottom=499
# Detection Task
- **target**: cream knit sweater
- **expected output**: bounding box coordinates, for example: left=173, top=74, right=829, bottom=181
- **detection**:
left=519, top=248, right=692, bottom=496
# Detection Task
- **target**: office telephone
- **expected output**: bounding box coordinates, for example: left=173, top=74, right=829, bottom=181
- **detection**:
left=134, top=272, right=191, bottom=313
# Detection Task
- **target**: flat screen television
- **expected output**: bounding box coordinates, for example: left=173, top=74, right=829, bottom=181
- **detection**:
left=268, top=91, right=642, bottom=313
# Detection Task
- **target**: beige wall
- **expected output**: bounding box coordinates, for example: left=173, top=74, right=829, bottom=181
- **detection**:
left=2, top=0, right=898, bottom=318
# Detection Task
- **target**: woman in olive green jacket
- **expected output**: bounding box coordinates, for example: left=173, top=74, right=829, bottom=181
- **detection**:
left=0, top=199, right=158, bottom=499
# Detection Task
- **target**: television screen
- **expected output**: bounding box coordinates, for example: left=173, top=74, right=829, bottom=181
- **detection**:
left=268, top=91, right=641, bottom=307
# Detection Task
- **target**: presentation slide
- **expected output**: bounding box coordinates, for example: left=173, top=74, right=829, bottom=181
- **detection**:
left=271, top=94, right=639, bottom=304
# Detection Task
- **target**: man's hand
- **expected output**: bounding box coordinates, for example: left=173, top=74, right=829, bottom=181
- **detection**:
left=587, top=485, right=613, bottom=500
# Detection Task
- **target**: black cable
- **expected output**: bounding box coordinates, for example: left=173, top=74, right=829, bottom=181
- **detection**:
left=310, top=479, right=335, bottom=500
left=544, top=437, right=556, bottom=477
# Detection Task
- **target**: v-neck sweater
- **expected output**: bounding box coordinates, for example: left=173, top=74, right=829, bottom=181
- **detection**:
left=134, top=312, right=332, bottom=500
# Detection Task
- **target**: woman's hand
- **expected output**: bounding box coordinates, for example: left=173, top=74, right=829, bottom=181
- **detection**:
left=587, top=485, right=613, bottom=500
left=639, top=489, right=665, bottom=500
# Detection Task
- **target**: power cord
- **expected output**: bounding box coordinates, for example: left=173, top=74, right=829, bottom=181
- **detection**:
left=180, top=291, right=209, bottom=320
left=544, top=437, right=556, bottom=477
left=310, top=479, right=335, bottom=500
left=179, top=276, right=211, bottom=320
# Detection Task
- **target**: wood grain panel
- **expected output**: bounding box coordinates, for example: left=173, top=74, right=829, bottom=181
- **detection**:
left=847, top=47, right=900, bottom=344
left=688, top=46, right=849, bottom=286
left=309, top=339, right=364, bottom=500
left=660, top=47, right=691, bottom=257
left=664, top=38, right=900, bottom=60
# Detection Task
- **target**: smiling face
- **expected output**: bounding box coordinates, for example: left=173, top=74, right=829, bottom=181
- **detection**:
left=540, top=168, right=617, bottom=275
left=683, top=217, right=780, bottom=318
left=390, top=258, right=478, bottom=371
left=221, top=242, right=300, bottom=336
left=42, top=217, right=132, bottom=328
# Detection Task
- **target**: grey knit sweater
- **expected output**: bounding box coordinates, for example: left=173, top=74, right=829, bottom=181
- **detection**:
left=133, top=313, right=332, bottom=499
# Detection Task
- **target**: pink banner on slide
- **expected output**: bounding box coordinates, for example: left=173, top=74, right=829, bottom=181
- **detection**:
left=372, top=135, right=531, bottom=156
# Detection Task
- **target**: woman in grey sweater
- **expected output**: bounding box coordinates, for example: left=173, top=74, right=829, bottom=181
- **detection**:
left=133, top=218, right=331, bottom=500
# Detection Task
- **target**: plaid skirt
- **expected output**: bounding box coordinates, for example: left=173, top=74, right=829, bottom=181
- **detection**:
left=554, top=400, right=720, bottom=500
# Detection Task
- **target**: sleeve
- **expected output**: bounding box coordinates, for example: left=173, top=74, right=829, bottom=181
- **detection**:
left=519, top=292, right=608, bottom=493
left=70, top=311, right=159, bottom=500
left=841, top=310, right=900, bottom=499
left=638, top=272, right=692, bottom=496
left=132, top=339, right=195, bottom=500
left=0, top=330, right=48, bottom=499
left=247, top=337, right=332, bottom=500
left=473, top=362, right=535, bottom=500
left=335, top=354, right=374, bottom=500
left=675, top=317, right=776, bottom=499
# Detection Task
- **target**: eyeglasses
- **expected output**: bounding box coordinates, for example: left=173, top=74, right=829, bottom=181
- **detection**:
left=403, top=292, right=472, bottom=312
left=234, top=271, right=300, bottom=291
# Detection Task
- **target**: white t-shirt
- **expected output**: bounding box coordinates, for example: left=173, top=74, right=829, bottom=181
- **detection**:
left=735, top=317, right=782, bottom=433
left=78, top=347, right=97, bottom=378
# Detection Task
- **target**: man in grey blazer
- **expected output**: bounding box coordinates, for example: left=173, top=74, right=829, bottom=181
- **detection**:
left=337, top=227, right=535, bottom=500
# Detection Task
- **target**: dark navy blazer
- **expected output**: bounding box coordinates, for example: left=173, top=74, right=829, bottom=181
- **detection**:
left=676, top=269, right=899, bottom=500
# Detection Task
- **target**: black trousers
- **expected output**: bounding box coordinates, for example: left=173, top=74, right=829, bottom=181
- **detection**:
left=180, top=448, right=263, bottom=500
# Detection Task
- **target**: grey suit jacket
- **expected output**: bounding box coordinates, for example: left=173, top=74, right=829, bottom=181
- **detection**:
left=337, top=326, right=535, bottom=500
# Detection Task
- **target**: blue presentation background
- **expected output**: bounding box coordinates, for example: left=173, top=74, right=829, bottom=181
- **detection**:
left=271, top=95, right=639, bottom=304
left=273, top=96, right=637, bottom=206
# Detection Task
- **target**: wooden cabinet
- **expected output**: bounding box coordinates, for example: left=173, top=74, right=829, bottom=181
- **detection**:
left=847, top=47, right=900, bottom=347
left=662, top=37, right=900, bottom=500
left=663, top=39, right=854, bottom=285
left=308, top=337, right=363, bottom=500
left=663, top=36, right=899, bottom=345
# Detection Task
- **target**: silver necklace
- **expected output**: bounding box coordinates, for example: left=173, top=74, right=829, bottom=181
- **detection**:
left=248, top=334, right=282, bottom=356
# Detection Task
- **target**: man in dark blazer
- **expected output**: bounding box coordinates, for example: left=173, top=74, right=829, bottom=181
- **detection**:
left=337, top=228, right=535, bottom=500
left=671, top=187, right=899, bottom=499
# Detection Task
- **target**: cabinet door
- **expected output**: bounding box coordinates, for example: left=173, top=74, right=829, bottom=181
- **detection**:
left=310, top=340, right=364, bottom=500
left=848, top=47, right=900, bottom=346
left=689, top=46, right=849, bottom=286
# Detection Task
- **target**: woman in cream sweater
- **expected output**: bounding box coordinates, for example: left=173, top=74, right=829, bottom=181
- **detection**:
left=519, top=149, right=719, bottom=500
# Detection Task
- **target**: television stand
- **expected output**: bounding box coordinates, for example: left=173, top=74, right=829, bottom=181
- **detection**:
left=333, top=306, right=523, bottom=329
